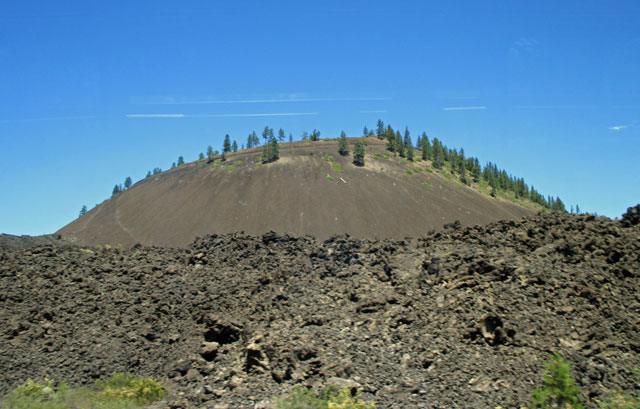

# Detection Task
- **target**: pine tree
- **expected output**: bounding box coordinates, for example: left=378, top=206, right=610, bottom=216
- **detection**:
left=432, top=138, right=444, bottom=168
left=338, top=131, right=349, bottom=156
left=576, top=204, right=580, bottom=214
left=353, top=141, right=365, bottom=166
left=262, top=135, right=279, bottom=164
left=403, top=127, right=411, bottom=148
left=112, top=185, right=121, bottom=197
left=199, top=152, right=205, bottom=160
left=177, top=156, right=185, bottom=166
left=278, top=128, right=286, bottom=142
left=247, top=133, right=253, bottom=149
left=124, top=176, right=132, bottom=189
left=289, top=133, right=293, bottom=143
left=232, top=140, right=238, bottom=152
left=79, top=205, right=87, bottom=217
left=310, top=129, right=320, bottom=141
left=376, top=119, right=385, bottom=139
left=396, top=131, right=405, bottom=158
left=152, top=168, right=162, bottom=175
left=146, top=171, right=151, bottom=178
left=406, top=143, right=414, bottom=161
left=252, top=131, right=259, bottom=147
left=223, top=134, right=231, bottom=153
left=363, top=126, right=369, bottom=136
left=421, top=132, right=431, bottom=160
left=207, top=145, right=214, bottom=158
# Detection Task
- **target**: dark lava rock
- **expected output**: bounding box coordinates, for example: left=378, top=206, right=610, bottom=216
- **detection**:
left=1, top=210, right=639, bottom=408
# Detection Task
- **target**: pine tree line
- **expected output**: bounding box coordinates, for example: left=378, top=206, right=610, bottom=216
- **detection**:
left=371, top=119, right=566, bottom=211
left=103, top=122, right=566, bottom=212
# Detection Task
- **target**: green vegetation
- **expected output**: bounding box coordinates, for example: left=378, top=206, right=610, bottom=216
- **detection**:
left=223, top=134, right=232, bottom=153
left=338, top=131, right=349, bottom=156
left=2, top=374, right=166, bottom=409
left=529, top=353, right=585, bottom=409
left=209, top=162, right=221, bottom=170
left=421, top=182, right=433, bottom=189
left=333, top=163, right=344, bottom=174
left=223, top=165, right=235, bottom=172
left=79, top=205, right=87, bottom=217
left=327, top=175, right=334, bottom=181
left=353, top=141, right=365, bottom=166
left=262, top=134, right=279, bottom=164
left=527, top=354, right=640, bottom=409
left=371, top=119, right=564, bottom=210
left=406, top=169, right=413, bottom=175
left=234, top=160, right=243, bottom=166
left=274, top=385, right=374, bottom=409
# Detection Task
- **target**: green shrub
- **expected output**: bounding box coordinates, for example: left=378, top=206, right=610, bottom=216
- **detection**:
left=529, top=353, right=585, bottom=409
left=223, top=165, right=235, bottom=172
left=95, top=374, right=166, bottom=405
left=273, top=385, right=374, bottom=409
left=406, top=169, right=413, bottom=175
left=333, top=164, right=344, bottom=174
left=234, top=160, right=243, bottom=166
left=327, top=175, right=334, bottom=181
left=2, top=375, right=166, bottom=409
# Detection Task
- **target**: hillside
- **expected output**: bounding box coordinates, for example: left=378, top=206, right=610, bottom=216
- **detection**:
left=57, top=138, right=536, bottom=247
left=2, top=209, right=639, bottom=408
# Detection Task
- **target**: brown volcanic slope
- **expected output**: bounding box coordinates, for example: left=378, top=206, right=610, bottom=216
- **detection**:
left=58, top=138, right=535, bottom=247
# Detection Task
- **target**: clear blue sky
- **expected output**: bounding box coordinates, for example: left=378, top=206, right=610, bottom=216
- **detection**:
left=1, top=0, right=639, bottom=235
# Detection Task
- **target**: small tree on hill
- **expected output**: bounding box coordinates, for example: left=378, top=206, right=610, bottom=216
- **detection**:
left=112, top=185, right=121, bottom=197
left=262, top=135, right=279, bottom=164
left=376, top=119, right=385, bottom=139
left=177, top=156, right=185, bottom=166
left=278, top=128, right=286, bottom=142
left=232, top=140, right=238, bottom=152
left=338, top=131, right=349, bottom=156
left=310, top=129, right=320, bottom=141
left=79, top=205, right=87, bottom=217
left=353, top=141, right=365, bottom=166
left=124, top=176, right=132, bottom=189
left=207, top=145, right=214, bottom=159
left=199, top=152, right=205, bottom=160
left=363, top=126, right=369, bottom=137
left=146, top=171, right=151, bottom=178
left=223, top=134, right=231, bottom=153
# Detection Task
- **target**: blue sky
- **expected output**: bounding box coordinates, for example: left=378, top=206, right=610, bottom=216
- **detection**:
left=1, top=0, right=639, bottom=235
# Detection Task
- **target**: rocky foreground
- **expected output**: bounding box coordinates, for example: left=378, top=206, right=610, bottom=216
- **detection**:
left=1, top=208, right=639, bottom=408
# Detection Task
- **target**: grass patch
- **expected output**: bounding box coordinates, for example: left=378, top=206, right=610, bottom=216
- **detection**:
left=454, top=183, right=462, bottom=190
left=333, top=163, right=344, bottom=174
left=327, top=175, right=334, bottom=181
left=321, top=154, right=335, bottom=162
left=274, top=385, right=374, bottom=409
left=209, top=162, right=221, bottom=170
left=223, top=165, right=235, bottom=172
left=425, top=168, right=433, bottom=173
left=256, top=163, right=263, bottom=167
left=2, top=374, right=166, bottom=409
left=374, top=152, right=382, bottom=160
left=406, top=169, right=413, bottom=175
left=421, top=182, right=433, bottom=189
left=413, top=167, right=423, bottom=173
left=233, top=160, right=243, bottom=166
